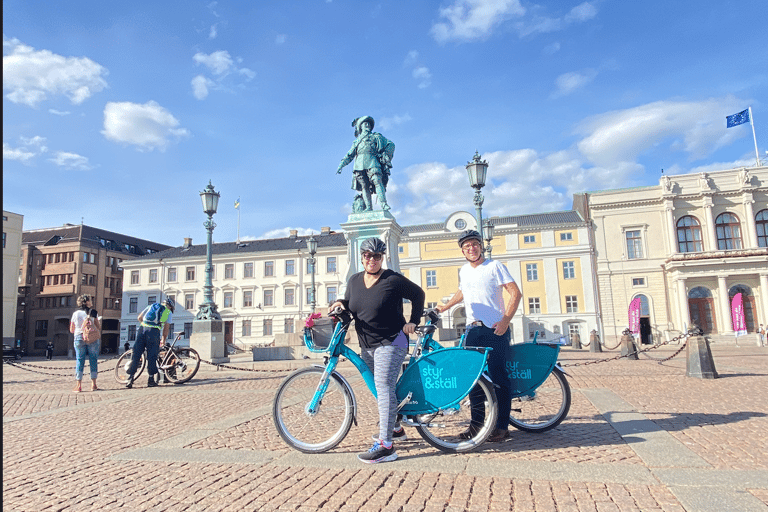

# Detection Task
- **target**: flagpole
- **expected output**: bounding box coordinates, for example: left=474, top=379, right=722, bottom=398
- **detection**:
left=749, top=106, right=760, bottom=167
left=237, top=206, right=241, bottom=244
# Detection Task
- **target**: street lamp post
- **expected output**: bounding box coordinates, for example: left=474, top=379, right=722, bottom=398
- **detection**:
left=197, top=181, right=221, bottom=321
left=307, top=236, right=318, bottom=312
left=466, top=151, right=488, bottom=241
left=484, top=219, right=495, bottom=260
left=191, top=180, right=228, bottom=363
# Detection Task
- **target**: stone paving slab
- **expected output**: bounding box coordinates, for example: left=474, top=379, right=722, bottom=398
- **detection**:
left=3, top=345, right=768, bottom=511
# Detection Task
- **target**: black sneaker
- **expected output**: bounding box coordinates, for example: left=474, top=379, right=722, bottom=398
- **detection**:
left=371, top=427, right=407, bottom=442
left=147, top=376, right=158, bottom=388
left=357, top=441, right=397, bottom=464
left=125, top=374, right=134, bottom=389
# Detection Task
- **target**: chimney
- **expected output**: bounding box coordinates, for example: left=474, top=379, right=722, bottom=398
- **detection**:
left=183, top=237, right=192, bottom=248
left=321, top=226, right=331, bottom=235
left=289, top=230, right=298, bottom=238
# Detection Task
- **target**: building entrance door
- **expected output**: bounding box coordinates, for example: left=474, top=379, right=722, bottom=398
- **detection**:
left=689, top=298, right=717, bottom=333
left=639, top=317, right=652, bottom=344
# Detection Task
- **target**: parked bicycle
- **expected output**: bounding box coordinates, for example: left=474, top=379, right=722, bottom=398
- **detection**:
left=273, top=308, right=570, bottom=455
left=114, top=331, right=200, bottom=385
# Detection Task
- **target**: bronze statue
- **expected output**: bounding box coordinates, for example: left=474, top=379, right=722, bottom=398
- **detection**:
left=337, top=116, right=395, bottom=212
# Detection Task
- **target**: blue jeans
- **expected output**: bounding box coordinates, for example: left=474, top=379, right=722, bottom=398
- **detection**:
left=466, top=324, right=512, bottom=431
left=74, top=335, right=100, bottom=381
left=128, top=326, right=160, bottom=377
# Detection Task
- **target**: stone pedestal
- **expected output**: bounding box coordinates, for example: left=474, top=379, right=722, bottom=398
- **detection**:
left=191, top=318, right=229, bottom=364
left=620, top=334, right=638, bottom=360
left=340, top=210, right=404, bottom=291
left=686, top=335, right=718, bottom=379
left=570, top=333, right=582, bottom=350
left=589, top=331, right=602, bottom=353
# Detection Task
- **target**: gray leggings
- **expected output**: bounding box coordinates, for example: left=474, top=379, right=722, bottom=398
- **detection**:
left=361, top=343, right=408, bottom=443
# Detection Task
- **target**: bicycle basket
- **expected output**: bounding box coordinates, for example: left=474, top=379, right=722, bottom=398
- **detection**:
left=304, top=317, right=336, bottom=352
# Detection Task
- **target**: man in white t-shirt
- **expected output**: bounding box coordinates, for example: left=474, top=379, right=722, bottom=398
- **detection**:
left=436, top=229, right=522, bottom=442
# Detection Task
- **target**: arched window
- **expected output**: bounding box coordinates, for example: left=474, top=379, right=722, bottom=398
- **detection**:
left=728, top=284, right=752, bottom=298
left=635, top=294, right=650, bottom=316
left=715, top=212, right=742, bottom=250
left=757, top=209, right=768, bottom=247
left=677, top=216, right=703, bottom=253
left=688, top=286, right=712, bottom=299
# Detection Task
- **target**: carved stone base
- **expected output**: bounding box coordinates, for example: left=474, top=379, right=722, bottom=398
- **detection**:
left=191, top=318, right=229, bottom=364
left=340, top=211, right=404, bottom=290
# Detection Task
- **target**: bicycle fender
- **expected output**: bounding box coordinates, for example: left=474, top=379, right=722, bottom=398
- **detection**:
left=311, top=364, right=358, bottom=425
left=554, top=362, right=570, bottom=377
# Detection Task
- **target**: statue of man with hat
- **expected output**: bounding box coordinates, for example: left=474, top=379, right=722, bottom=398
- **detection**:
left=336, top=116, right=395, bottom=212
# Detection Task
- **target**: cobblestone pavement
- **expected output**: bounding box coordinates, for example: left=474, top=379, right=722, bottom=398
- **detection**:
left=3, top=344, right=767, bottom=511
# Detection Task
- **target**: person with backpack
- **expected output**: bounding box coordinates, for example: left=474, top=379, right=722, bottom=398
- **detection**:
left=69, top=294, right=101, bottom=393
left=125, top=297, right=174, bottom=389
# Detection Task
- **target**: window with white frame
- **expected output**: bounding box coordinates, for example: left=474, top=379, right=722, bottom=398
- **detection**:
left=524, top=235, right=536, bottom=243
left=326, top=257, right=337, bottom=273
left=427, top=302, right=437, bottom=309
left=129, top=297, right=138, bottom=313
left=263, top=319, right=272, bottom=336
left=244, top=262, right=253, bottom=278
left=285, top=259, right=295, bottom=276
left=426, top=270, right=437, bottom=287
left=264, top=289, right=274, bottom=306
left=130, top=271, right=140, bottom=284
left=632, top=277, right=646, bottom=286
left=128, top=325, right=137, bottom=341
left=566, top=295, right=578, bottom=313
left=147, top=295, right=156, bottom=305
left=326, top=286, right=337, bottom=304
left=223, top=291, right=233, bottom=308
left=186, top=266, right=195, bottom=281
left=560, top=232, right=573, bottom=241
left=185, top=294, right=195, bottom=310
left=225, top=264, right=234, bottom=279
left=562, top=261, right=575, bottom=279
left=167, top=267, right=177, bottom=282
left=243, top=290, right=253, bottom=307
left=242, top=319, right=251, bottom=336
left=264, top=261, right=274, bottom=277
left=284, top=288, right=295, bottom=306
left=526, top=263, right=538, bottom=281
left=528, top=297, right=541, bottom=314
left=625, top=230, right=643, bottom=259
left=149, top=269, right=158, bottom=283
left=184, top=322, right=192, bottom=339
left=528, top=322, right=543, bottom=340
left=284, top=318, right=294, bottom=334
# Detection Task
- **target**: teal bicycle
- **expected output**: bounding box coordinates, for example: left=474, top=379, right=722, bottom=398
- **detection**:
left=273, top=308, right=570, bottom=454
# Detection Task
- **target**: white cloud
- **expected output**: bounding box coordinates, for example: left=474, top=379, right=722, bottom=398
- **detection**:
left=575, top=97, right=746, bottom=166
left=404, top=50, right=419, bottom=66
left=48, top=151, right=92, bottom=170
left=551, top=68, right=597, bottom=98
left=193, top=50, right=233, bottom=75
left=413, top=67, right=432, bottom=89
left=48, top=109, right=71, bottom=116
left=275, top=34, right=287, bottom=45
left=514, top=1, right=598, bottom=38
left=379, top=114, right=413, bottom=131
left=191, top=75, right=213, bottom=100
left=3, top=36, right=107, bottom=107
left=102, top=100, right=189, bottom=151
left=209, top=24, right=219, bottom=39
left=542, top=42, right=560, bottom=55
left=565, top=2, right=598, bottom=23
left=259, top=227, right=316, bottom=240
left=3, top=142, right=37, bottom=163
left=431, top=0, right=526, bottom=43
left=238, top=68, right=256, bottom=81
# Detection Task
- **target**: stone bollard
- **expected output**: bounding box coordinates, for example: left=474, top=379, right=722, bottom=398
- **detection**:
left=589, top=330, right=602, bottom=353
left=686, top=333, right=718, bottom=379
left=620, top=330, right=638, bottom=360
left=571, top=333, right=582, bottom=350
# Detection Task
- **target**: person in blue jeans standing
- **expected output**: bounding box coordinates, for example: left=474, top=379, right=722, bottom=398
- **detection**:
left=126, top=297, right=174, bottom=389
left=436, top=229, right=522, bottom=442
left=70, top=294, right=101, bottom=393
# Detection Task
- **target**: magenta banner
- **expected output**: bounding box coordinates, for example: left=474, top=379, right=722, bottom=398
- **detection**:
left=629, top=297, right=641, bottom=334
left=731, top=293, right=747, bottom=337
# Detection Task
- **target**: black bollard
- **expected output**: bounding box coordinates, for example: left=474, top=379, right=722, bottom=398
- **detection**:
left=620, top=329, right=638, bottom=360
left=589, top=330, right=602, bottom=353
left=686, top=328, right=718, bottom=379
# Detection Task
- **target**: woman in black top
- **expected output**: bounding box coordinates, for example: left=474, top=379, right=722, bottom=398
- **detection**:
left=331, top=237, right=424, bottom=464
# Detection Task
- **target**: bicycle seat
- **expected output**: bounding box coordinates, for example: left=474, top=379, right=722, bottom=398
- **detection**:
left=414, top=325, right=436, bottom=335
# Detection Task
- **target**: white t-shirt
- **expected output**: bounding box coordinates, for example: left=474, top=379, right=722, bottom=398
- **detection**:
left=70, top=309, right=98, bottom=336
left=459, top=259, right=515, bottom=326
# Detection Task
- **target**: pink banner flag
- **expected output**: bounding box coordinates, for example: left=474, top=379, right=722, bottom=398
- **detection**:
left=629, top=297, right=641, bottom=335
left=731, top=293, right=747, bottom=337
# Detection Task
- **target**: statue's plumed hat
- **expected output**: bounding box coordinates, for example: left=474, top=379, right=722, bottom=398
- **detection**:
left=353, top=116, right=375, bottom=130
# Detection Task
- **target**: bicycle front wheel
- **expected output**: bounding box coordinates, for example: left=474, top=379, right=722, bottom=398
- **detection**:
left=273, top=367, right=354, bottom=453
left=162, top=348, right=201, bottom=384
left=415, top=375, right=498, bottom=453
left=509, top=366, right=571, bottom=432
left=114, top=350, right=146, bottom=384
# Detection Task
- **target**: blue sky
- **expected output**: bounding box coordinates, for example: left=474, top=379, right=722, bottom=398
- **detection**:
left=4, top=0, right=767, bottom=247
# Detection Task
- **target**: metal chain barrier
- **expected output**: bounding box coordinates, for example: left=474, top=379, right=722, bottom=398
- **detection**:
left=562, top=331, right=691, bottom=367
left=3, top=354, right=121, bottom=377
left=198, top=358, right=295, bottom=374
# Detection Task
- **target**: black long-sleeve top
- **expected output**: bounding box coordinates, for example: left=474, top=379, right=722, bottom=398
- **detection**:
left=341, top=269, right=425, bottom=349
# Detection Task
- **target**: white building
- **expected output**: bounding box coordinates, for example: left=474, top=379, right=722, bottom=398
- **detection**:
left=3, top=211, right=24, bottom=346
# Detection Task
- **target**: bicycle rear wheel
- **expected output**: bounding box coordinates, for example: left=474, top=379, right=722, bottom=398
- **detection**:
left=114, top=350, right=146, bottom=384
left=161, top=348, right=201, bottom=384
left=273, top=367, right=354, bottom=453
left=509, top=366, right=570, bottom=432
left=415, top=375, right=497, bottom=453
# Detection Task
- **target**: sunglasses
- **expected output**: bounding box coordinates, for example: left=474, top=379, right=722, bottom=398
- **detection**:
left=362, top=253, right=383, bottom=261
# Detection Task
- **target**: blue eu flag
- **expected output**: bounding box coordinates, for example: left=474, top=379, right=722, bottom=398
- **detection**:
left=726, top=109, right=750, bottom=128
